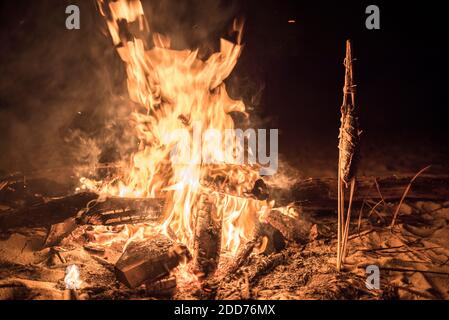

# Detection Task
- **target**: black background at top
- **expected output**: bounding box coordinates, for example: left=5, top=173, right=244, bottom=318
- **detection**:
left=0, top=0, right=448, bottom=171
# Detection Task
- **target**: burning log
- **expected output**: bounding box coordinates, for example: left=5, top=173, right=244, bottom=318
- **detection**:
left=0, top=192, right=98, bottom=231
left=272, top=175, right=449, bottom=211
left=115, top=234, right=191, bottom=288
left=192, top=194, right=222, bottom=279
left=76, top=196, right=164, bottom=226
left=200, top=168, right=267, bottom=201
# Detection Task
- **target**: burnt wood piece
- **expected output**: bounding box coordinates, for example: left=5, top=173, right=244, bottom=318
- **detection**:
left=224, top=221, right=285, bottom=278
left=271, top=175, right=449, bottom=210
left=0, top=191, right=163, bottom=232
left=0, top=192, right=98, bottom=231
left=43, top=218, right=78, bottom=248
left=251, top=179, right=269, bottom=200
left=192, top=194, right=222, bottom=279
left=76, top=197, right=165, bottom=226
left=199, top=166, right=263, bottom=200
left=145, top=276, right=177, bottom=297
left=247, top=250, right=290, bottom=285
left=115, top=235, right=191, bottom=289
left=255, top=221, right=286, bottom=254
left=265, top=209, right=312, bottom=243
left=226, top=238, right=258, bottom=276
left=215, top=249, right=291, bottom=300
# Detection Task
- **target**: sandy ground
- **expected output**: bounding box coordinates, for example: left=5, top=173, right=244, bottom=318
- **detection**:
left=1, top=198, right=449, bottom=300
left=1, top=137, right=449, bottom=300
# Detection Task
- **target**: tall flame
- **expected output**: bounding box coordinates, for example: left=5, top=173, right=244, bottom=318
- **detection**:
left=84, top=0, right=269, bottom=255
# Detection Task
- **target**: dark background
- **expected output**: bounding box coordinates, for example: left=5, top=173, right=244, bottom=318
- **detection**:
left=0, top=0, right=448, bottom=176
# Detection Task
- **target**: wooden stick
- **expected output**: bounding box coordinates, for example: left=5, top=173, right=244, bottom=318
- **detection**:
left=337, top=158, right=343, bottom=271
left=341, top=177, right=356, bottom=263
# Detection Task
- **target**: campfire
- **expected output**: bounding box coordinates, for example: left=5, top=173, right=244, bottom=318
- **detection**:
left=79, top=0, right=276, bottom=285
left=1, top=0, right=449, bottom=302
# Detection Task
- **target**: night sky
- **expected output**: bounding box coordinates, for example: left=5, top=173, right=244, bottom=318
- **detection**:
left=239, top=1, right=449, bottom=139
left=0, top=0, right=448, bottom=173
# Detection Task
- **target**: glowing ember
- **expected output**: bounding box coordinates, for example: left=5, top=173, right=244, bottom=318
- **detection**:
left=64, top=265, right=82, bottom=290
left=81, top=0, right=272, bottom=259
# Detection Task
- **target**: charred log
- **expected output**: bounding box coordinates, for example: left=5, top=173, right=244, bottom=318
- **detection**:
left=254, top=221, right=286, bottom=255
left=43, top=218, right=78, bottom=248
left=251, top=179, right=269, bottom=200
left=226, top=238, right=258, bottom=276
left=247, top=250, right=290, bottom=285
left=224, top=221, right=285, bottom=278
left=115, top=235, right=191, bottom=288
left=215, top=249, right=291, bottom=300
left=76, top=196, right=164, bottom=226
left=0, top=192, right=98, bottom=231
left=199, top=165, right=263, bottom=200
left=265, top=209, right=312, bottom=243
left=0, top=193, right=166, bottom=232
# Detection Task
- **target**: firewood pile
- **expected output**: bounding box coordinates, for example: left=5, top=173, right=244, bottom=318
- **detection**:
left=2, top=168, right=449, bottom=300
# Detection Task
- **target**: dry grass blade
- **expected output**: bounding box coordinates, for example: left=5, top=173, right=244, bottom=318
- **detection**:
left=368, top=199, right=383, bottom=218
left=374, top=177, right=390, bottom=215
left=390, top=165, right=432, bottom=228
left=357, top=201, right=365, bottom=234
